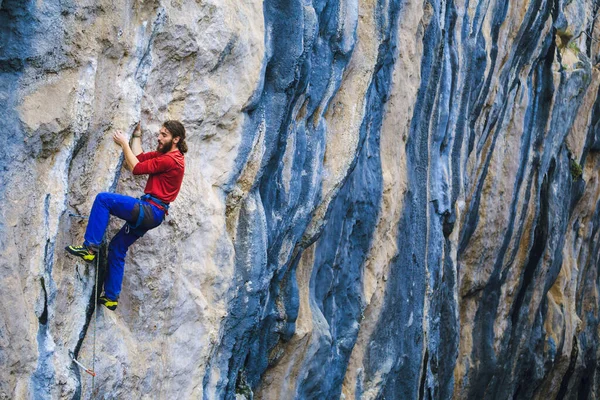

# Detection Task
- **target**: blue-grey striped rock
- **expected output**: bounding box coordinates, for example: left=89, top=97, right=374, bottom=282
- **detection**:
left=1, top=0, right=600, bottom=399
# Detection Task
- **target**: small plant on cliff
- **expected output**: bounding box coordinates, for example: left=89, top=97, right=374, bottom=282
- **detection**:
left=556, top=29, right=573, bottom=49
left=568, top=40, right=581, bottom=55
left=570, top=159, right=583, bottom=180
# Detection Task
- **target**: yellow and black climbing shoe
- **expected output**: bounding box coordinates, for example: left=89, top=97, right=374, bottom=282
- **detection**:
left=98, top=296, right=118, bottom=311
left=65, top=244, right=96, bottom=262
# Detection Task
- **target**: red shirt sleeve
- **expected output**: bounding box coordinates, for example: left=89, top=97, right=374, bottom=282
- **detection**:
left=136, top=151, right=160, bottom=162
left=133, top=153, right=176, bottom=175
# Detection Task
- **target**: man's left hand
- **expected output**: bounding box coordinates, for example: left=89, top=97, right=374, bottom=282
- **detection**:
left=113, top=130, right=128, bottom=147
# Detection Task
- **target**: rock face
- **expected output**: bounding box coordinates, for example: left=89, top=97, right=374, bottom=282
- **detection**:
left=1, top=0, right=600, bottom=398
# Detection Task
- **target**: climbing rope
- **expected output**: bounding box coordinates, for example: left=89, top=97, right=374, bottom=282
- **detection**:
left=68, top=212, right=89, bottom=219
left=68, top=210, right=98, bottom=396
left=92, top=253, right=99, bottom=394
left=69, top=259, right=99, bottom=395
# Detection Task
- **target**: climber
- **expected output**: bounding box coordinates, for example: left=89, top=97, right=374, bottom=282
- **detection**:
left=65, top=120, right=187, bottom=311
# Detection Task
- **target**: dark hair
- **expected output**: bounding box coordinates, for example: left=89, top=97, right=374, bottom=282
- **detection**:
left=163, top=120, right=188, bottom=154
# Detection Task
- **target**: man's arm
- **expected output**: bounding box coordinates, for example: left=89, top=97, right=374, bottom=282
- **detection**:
left=113, top=130, right=139, bottom=171
left=130, top=123, right=143, bottom=156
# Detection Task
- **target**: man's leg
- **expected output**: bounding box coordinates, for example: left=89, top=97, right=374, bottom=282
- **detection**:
left=66, top=192, right=139, bottom=262
left=84, top=192, right=139, bottom=251
left=103, top=224, right=140, bottom=302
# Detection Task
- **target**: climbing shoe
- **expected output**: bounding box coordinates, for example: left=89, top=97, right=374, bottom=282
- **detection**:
left=65, top=244, right=96, bottom=262
left=98, top=296, right=118, bottom=311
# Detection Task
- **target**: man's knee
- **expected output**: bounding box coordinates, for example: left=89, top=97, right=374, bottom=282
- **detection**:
left=95, top=192, right=111, bottom=204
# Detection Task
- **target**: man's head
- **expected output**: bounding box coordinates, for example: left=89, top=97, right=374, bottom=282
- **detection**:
left=156, top=120, right=188, bottom=154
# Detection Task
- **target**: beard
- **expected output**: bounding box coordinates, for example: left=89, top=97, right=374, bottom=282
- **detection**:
left=156, top=138, right=173, bottom=154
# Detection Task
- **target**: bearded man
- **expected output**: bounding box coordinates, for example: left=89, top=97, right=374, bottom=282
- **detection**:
left=66, top=120, right=187, bottom=311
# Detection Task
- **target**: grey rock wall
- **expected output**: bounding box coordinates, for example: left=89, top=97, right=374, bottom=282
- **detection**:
left=1, top=0, right=600, bottom=399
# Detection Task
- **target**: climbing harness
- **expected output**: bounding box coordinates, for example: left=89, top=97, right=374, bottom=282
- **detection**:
left=125, top=194, right=169, bottom=235
left=141, top=193, right=170, bottom=212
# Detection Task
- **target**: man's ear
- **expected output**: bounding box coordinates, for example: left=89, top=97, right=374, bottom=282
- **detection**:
left=173, top=136, right=180, bottom=144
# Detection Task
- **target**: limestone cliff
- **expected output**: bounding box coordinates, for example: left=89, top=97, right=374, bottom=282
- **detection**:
left=1, top=0, right=600, bottom=399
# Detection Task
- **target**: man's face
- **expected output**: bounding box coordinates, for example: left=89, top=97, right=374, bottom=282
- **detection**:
left=156, top=127, right=174, bottom=154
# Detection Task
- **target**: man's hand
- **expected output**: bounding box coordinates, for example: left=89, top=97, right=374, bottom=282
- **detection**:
left=112, top=130, right=128, bottom=147
left=130, top=122, right=143, bottom=156
left=113, top=129, right=139, bottom=170
left=132, top=122, right=142, bottom=138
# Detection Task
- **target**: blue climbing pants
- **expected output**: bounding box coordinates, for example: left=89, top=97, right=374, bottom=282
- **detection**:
left=83, top=192, right=165, bottom=301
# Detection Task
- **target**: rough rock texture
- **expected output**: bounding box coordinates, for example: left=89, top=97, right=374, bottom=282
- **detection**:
left=1, top=0, right=600, bottom=399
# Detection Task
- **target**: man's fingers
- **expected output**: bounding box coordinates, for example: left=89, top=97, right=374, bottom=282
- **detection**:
left=112, top=130, right=126, bottom=145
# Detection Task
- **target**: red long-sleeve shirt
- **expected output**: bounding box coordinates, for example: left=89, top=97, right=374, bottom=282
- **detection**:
left=133, top=150, right=185, bottom=203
